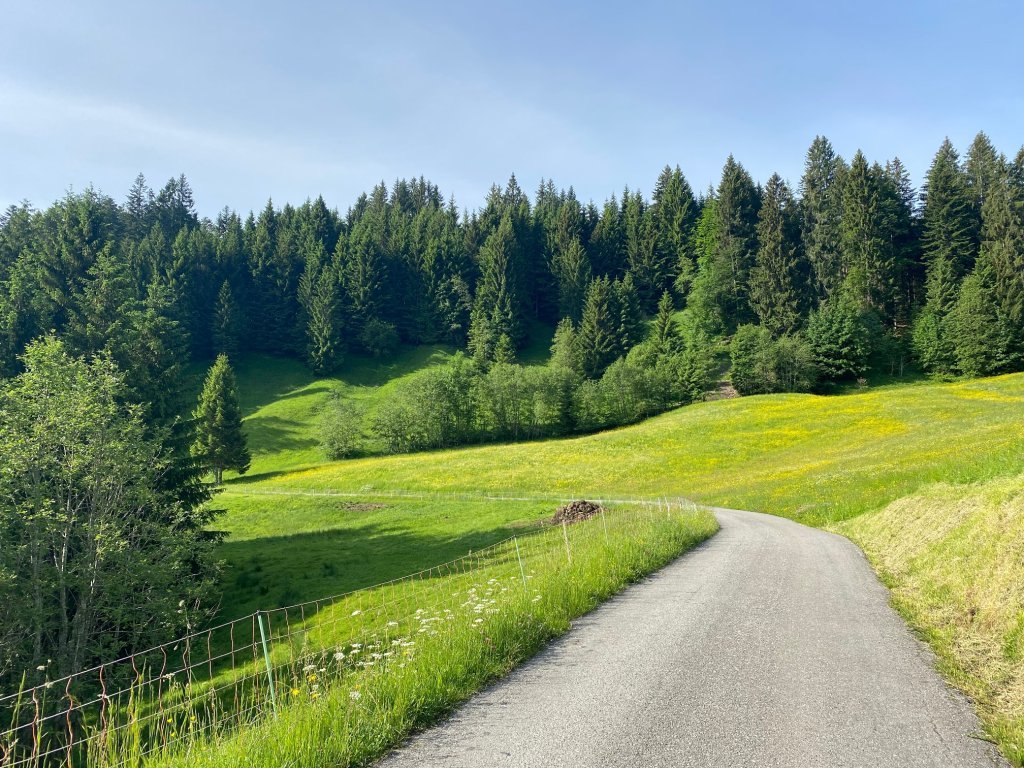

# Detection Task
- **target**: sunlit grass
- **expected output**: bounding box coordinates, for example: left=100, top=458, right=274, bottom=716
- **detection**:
left=841, top=476, right=1024, bottom=766
left=235, top=372, right=1024, bottom=526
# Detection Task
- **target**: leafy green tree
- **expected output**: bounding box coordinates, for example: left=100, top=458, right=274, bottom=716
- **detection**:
left=750, top=174, right=802, bottom=335
left=840, top=151, right=897, bottom=318
left=0, top=337, right=219, bottom=681
left=192, top=354, right=250, bottom=484
left=318, top=392, right=363, bottom=460
left=471, top=213, right=525, bottom=353
left=359, top=318, right=399, bottom=358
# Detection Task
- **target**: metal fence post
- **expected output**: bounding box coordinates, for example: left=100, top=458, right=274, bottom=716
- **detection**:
left=256, top=612, right=278, bottom=717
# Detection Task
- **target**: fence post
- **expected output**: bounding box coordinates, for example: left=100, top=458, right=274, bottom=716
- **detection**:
left=513, top=537, right=528, bottom=590
left=562, top=521, right=572, bottom=564
left=256, top=612, right=278, bottom=718
left=601, top=508, right=609, bottom=543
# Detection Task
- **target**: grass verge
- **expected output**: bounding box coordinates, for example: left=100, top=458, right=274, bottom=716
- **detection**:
left=840, top=476, right=1024, bottom=766
left=141, top=503, right=717, bottom=767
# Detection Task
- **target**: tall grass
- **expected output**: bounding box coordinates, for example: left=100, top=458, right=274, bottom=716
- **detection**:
left=0, top=503, right=714, bottom=768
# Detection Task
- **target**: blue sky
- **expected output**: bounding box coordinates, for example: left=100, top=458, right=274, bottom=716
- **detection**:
left=2, top=0, right=1022, bottom=216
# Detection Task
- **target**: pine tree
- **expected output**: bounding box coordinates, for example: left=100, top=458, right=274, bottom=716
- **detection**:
left=974, top=167, right=1024, bottom=360
left=472, top=213, right=524, bottom=348
left=713, top=156, right=760, bottom=330
left=840, top=151, right=896, bottom=317
left=652, top=165, right=699, bottom=296
left=192, top=354, right=250, bottom=484
left=212, top=281, right=243, bottom=359
left=750, top=174, right=802, bottom=336
left=589, top=195, right=625, bottom=278
left=914, top=139, right=977, bottom=373
left=577, top=277, right=619, bottom=378
left=493, top=333, right=516, bottom=364
left=297, top=256, right=344, bottom=374
left=800, top=136, right=846, bottom=303
left=613, top=273, right=645, bottom=352
left=686, top=196, right=728, bottom=336
left=550, top=317, right=582, bottom=374
left=651, top=291, right=680, bottom=356
left=551, top=236, right=592, bottom=322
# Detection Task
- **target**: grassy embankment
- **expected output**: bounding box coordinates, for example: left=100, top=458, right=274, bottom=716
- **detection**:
left=206, top=351, right=1024, bottom=765
left=842, top=478, right=1024, bottom=765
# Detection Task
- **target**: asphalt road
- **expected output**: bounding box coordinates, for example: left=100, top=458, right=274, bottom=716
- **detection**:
left=379, top=507, right=1006, bottom=768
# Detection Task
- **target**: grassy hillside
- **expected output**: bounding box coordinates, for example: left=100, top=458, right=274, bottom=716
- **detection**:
left=842, top=477, right=1024, bottom=765
left=223, top=345, right=457, bottom=475
left=237, top=372, right=1024, bottom=526
left=212, top=358, right=1024, bottom=765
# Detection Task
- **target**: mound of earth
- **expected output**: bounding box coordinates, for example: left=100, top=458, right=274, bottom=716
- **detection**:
left=553, top=500, right=604, bottom=525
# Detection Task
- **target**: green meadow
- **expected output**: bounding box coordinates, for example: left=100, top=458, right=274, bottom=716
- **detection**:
left=188, top=349, right=1024, bottom=765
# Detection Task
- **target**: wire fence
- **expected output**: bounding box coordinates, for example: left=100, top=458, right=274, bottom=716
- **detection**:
left=0, top=498, right=695, bottom=767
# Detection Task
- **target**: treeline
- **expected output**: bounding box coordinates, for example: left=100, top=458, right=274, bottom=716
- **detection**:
left=1, top=131, right=1022, bottom=421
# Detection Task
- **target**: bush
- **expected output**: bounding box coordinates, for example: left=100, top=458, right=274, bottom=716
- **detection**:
left=731, top=325, right=817, bottom=395
left=359, top=319, right=399, bottom=358
left=318, top=393, right=364, bottom=459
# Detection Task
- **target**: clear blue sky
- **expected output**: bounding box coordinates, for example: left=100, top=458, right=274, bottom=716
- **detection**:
left=2, top=0, right=1022, bottom=217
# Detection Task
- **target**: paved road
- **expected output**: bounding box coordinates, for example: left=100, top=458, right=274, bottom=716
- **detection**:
left=379, top=508, right=1006, bottom=768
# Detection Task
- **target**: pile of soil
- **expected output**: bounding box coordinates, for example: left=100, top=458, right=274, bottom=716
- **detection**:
left=553, top=499, right=604, bottom=525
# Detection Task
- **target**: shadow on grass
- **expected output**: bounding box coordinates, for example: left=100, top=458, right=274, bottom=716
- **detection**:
left=215, top=517, right=542, bottom=623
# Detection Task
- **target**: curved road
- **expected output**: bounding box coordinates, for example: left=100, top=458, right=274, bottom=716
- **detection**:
left=380, top=508, right=1006, bottom=767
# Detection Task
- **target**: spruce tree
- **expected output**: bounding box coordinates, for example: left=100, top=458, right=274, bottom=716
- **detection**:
left=551, top=236, right=591, bottom=323
left=192, top=354, right=250, bottom=485
left=652, top=165, right=698, bottom=295
left=749, top=174, right=802, bottom=336
left=212, top=280, right=243, bottom=359
left=800, top=136, right=846, bottom=303
left=914, top=139, right=977, bottom=373
left=840, top=151, right=896, bottom=317
left=472, top=213, right=524, bottom=349
left=651, top=291, right=681, bottom=356
left=713, top=156, right=760, bottom=330
left=577, top=277, right=619, bottom=378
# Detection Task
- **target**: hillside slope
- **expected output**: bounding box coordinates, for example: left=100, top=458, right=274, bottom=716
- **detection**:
left=237, top=372, right=1024, bottom=526
left=842, top=476, right=1024, bottom=764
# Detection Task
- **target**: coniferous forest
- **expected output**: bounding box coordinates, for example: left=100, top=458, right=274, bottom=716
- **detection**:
left=1, top=130, right=1023, bottom=451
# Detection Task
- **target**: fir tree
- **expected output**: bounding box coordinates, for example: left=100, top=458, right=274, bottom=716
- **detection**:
left=800, top=136, right=846, bottom=302
left=652, top=165, right=698, bottom=295
left=840, top=151, right=896, bottom=317
left=192, top=354, right=250, bottom=484
left=551, top=236, right=591, bottom=323
left=713, top=156, right=760, bottom=330
left=577, top=277, right=619, bottom=378
left=651, top=291, right=681, bottom=357
left=212, top=280, right=243, bottom=359
left=750, top=174, right=802, bottom=336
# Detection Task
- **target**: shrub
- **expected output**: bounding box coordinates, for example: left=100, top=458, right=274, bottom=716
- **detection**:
left=359, top=319, right=399, bottom=358
left=318, top=393, right=364, bottom=460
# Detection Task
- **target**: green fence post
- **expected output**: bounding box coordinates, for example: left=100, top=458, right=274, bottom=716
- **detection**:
left=256, top=612, right=278, bottom=718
